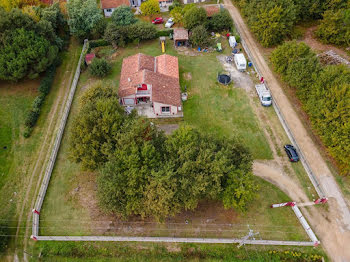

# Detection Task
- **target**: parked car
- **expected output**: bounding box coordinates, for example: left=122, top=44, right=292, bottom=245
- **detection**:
left=152, top=17, right=163, bottom=24
left=165, top=18, right=174, bottom=28
left=284, top=145, right=299, bottom=162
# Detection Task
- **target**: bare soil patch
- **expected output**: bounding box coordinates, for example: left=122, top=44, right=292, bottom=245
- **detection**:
left=72, top=171, right=240, bottom=238
left=302, top=26, right=350, bottom=60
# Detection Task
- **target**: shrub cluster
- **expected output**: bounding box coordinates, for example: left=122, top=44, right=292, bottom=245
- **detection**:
left=271, top=41, right=350, bottom=175
left=89, top=58, right=111, bottom=77
left=156, top=29, right=173, bottom=37
left=23, top=62, right=58, bottom=138
left=104, top=21, right=157, bottom=47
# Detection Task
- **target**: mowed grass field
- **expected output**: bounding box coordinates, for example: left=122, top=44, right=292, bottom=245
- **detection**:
left=0, top=40, right=82, bottom=260
left=38, top=39, right=309, bottom=242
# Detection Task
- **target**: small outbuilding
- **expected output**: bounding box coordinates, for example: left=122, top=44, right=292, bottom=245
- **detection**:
left=85, top=53, right=96, bottom=65
left=173, top=28, right=189, bottom=47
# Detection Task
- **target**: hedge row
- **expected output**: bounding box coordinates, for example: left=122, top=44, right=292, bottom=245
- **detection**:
left=87, top=39, right=109, bottom=53
left=23, top=59, right=60, bottom=138
left=156, top=29, right=173, bottom=37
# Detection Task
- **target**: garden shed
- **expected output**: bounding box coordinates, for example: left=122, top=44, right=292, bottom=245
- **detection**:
left=173, top=28, right=189, bottom=47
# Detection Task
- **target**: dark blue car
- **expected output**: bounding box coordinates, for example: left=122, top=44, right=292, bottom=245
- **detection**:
left=284, top=144, right=299, bottom=162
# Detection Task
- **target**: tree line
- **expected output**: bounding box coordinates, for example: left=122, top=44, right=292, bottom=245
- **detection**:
left=271, top=41, right=350, bottom=175
left=69, top=84, right=258, bottom=221
left=234, top=0, right=349, bottom=47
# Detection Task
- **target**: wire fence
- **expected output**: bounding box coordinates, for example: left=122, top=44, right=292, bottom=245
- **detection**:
left=32, top=39, right=88, bottom=237
left=29, top=33, right=319, bottom=247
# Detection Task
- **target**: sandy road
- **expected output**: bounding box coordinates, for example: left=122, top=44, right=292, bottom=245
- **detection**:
left=223, top=0, right=350, bottom=260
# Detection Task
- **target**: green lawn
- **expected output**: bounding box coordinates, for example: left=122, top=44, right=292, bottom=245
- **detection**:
left=0, top=40, right=82, bottom=260
left=38, top=39, right=311, bottom=242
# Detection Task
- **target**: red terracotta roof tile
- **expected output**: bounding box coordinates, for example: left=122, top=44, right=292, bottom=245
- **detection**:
left=119, top=53, right=181, bottom=107
left=204, top=5, right=220, bottom=17
left=173, top=28, right=189, bottom=41
left=101, top=0, right=130, bottom=9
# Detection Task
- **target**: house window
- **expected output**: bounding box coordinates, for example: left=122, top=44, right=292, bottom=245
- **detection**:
left=106, top=8, right=112, bottom=12
left=161, top=106, right=170, bottom=114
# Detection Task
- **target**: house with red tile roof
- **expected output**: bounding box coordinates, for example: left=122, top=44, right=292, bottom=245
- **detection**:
left=119, top=53, right=183, bottom=118
left=101, top=0, right=131, bottom=17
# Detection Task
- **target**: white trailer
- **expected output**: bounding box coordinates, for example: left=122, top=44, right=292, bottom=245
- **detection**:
left=255, top=84, right=272, bottom=106
left=234, top=53, right=247, bottom=72
left=229, top=36, right=237, bottom=48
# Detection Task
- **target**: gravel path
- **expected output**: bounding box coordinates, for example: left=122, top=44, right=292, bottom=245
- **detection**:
left=223, top=1, right=350, bottom=260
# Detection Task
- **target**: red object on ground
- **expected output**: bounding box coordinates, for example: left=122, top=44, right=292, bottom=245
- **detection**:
left=32, top=209, right=40, bottom=215
left=85, top=53, right=96, bottom=65
left=260, top=77, right=264, bottom=83
left=226, top=33, right=230, bottom=38
left=30, top=235, right=38, bottom=241
left=152, top=17, right=163, bottom=24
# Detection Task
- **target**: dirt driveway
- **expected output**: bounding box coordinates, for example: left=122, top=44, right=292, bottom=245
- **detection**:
left=223, top=0, right=350, bottom=261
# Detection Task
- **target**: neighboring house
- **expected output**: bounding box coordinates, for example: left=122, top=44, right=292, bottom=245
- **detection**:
left=203, top=5, right=221, bottom=17
left=158, top=0, right=173, bottom=8
left=101, top=0, right=130, bottom=17
left=119, top=53, right=183, bottom=118
left=173, top=28, right=189, bottom=47
left=183, top=0, right=206, bottom=4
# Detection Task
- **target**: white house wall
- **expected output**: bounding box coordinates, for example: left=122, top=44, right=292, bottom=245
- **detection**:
left=153, top=102, right=178, bottom=116
left=103, top=8, right=115, bottom=17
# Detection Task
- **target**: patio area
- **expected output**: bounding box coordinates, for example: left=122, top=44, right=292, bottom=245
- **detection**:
left=126, top=104, right=184, bottom=119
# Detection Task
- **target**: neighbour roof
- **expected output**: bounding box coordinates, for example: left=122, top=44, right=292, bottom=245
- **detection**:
left=101, top=0, right=130, bottom=9
left=173, top=28, right=189, bottom=41
left=119, top=53, right=181, bottom=106
left=204, top=5, right=220, bottom=17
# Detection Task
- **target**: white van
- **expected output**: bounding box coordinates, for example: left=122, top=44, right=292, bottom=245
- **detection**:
left=234, top=53, right=247, bottom=72
left=255, top=84, right=272, bottom=106
left=229, top=36, right=237, bottom=48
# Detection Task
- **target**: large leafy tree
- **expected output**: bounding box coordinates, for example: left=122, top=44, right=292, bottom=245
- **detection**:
left=316, top=8, right=350, bottom=46
left=111, top=5, right=137, bottom=26
left=183, top=7, right=207, bottom=30
left=69, top=83, right=129, bottom=170
left=67, top=0, right=103, bottom=39
left=208, top=9, right=233, bottom=32
left=0, top=7, right=64, bottom=81
left=0, top=28, right=58, bottom=80
left=189, top=25, right=211, bottom=47
left=140, top=0, right=160, bottom=16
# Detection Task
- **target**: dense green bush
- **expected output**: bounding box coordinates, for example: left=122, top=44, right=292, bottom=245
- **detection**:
left=156, top=29, right=173, bottom=37
left=271, top=41, right=350, bottom=175
left=190, top=25, right=211, bottom=47
left=87, top=39, right=110, bottom=53
left=183, top=7, right=207, bottom=30
left=316, top=8, right=350, bottom=46
left=0, top=5, right=64, bottom=81
left=208, top=9, right=233, bottom=32
left=89, top=58, right=111, bottom=77
left=23, top=63, right=57, bottom=137
left=111, top=5, right=137, bottom=26
left=104, top=22, right=157, bottom=47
